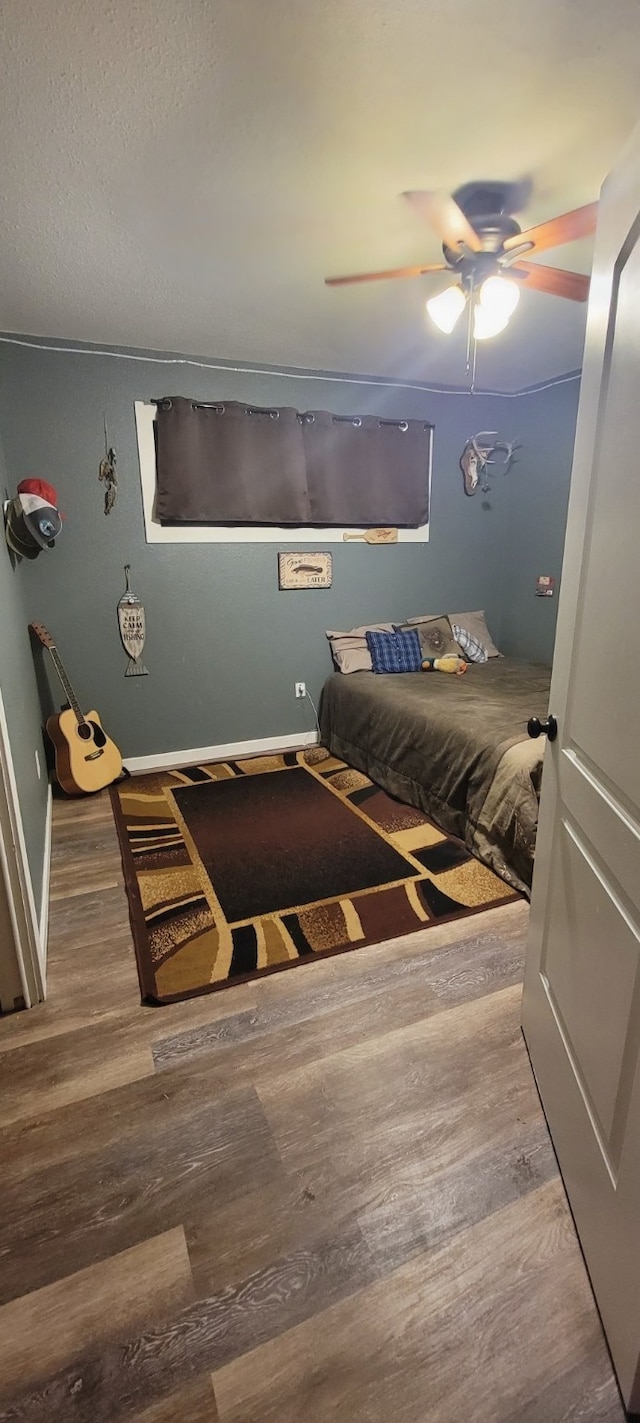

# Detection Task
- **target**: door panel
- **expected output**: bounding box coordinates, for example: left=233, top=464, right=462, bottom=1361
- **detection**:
left=523, top=119, right=640, bottom=1412
left=542, top=822, right=640, bottom=1164
left=567, top=242, right=640, bottom=805
left=560, top=748, right=640, bottom=905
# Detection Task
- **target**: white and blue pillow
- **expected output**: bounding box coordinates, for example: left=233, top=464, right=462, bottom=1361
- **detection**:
left=450, top=623, right=488, bottom=663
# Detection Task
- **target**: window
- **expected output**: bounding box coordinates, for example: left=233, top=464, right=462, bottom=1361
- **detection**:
left=134, top=401, right=432, bottom=545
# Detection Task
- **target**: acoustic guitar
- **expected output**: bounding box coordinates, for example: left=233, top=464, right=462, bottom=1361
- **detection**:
left=30, top=623, right=123, bottom=795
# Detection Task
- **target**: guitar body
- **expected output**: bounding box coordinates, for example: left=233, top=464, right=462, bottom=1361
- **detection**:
left=46, top=708, right=123, bottom=796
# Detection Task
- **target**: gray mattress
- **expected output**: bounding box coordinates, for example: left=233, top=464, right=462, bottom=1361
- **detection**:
left=319, top=658, right=551, bottom=896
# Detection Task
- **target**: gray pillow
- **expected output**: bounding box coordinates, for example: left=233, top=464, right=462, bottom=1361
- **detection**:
left=326, top=623, right=395, bottom=673
left=395, top=615, right=461, bottom=661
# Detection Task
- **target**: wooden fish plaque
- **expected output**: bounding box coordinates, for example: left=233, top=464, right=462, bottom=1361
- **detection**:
left=342, top=527, right=398, bottom=544
left=117, top=565, right=148, bottom=676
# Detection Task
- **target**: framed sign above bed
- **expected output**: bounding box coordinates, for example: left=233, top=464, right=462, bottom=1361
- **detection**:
left=278, top=551, right=333, bottom=589
left=134, top=401, right=432, bottom=546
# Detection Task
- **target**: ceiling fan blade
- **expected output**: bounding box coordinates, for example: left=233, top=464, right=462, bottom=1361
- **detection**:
left=511, top=262, right=590, bottom=302
left=402, top=190, right=483, bottom=253
left=504, top=201, right=598, bottom=255
left=325, top=262, right=447, bottom=287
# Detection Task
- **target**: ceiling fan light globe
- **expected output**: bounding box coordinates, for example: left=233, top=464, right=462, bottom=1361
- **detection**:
left=473, top=305, right=511, bottom=340
left=479, top=274, right=520, bottom=319
left=426, top=285, right=466, bottom=333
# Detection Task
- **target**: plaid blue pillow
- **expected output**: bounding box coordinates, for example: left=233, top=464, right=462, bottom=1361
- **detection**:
left=365, top=628, right=422, bottom=674
left=451, top=623, right=488, bottom=663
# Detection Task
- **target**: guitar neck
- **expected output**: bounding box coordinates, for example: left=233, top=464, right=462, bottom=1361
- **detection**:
left=48, top=647, right=86, bottom=725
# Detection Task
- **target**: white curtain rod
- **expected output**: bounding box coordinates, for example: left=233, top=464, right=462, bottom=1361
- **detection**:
left=0, top=335, right=580, bottom=400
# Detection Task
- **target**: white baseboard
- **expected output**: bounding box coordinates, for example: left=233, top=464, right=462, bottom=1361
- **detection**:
left=38, top=783, right=52, bottom=980
left=124, top=729, right=320, bottom=776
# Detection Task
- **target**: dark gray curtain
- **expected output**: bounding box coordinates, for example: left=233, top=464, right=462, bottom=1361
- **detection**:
left=301, top=411, right=431, bottom=526
left=155, top=398, right=309, bottom=524
left=154, top=397, right=432, bottom=527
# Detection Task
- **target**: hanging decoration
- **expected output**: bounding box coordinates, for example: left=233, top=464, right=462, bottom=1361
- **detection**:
left=99, top=416, right=118, bottom=515
left=3, top=478, right=63, bottom=560
left=459, top=432, right=521, bottom=497
left=117, top=565, right=148, bottom=676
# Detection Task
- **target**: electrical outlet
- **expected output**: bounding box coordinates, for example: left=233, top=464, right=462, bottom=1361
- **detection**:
left=295, top=682, right=306, bottom=699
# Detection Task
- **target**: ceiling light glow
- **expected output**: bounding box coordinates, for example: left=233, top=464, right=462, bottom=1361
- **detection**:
left=473, top=276, right=520, bottom=340
left=479, top=275, right=520, bottom=319
left=426, top=285, right=466, bottom=334
left=473, top=306, right=510, bottom=340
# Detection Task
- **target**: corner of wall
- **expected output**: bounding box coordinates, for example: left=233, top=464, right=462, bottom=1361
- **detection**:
left=498, top=380, right=580, bottom=665
left=0, top=422, right=52, bottom=928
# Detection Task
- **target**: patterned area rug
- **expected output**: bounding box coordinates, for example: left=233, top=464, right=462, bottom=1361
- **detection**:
left=111, top=747, right=518, bottom=1004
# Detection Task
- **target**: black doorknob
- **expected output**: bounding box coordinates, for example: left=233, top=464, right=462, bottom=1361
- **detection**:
left=527, top=714, right=558, bottom=742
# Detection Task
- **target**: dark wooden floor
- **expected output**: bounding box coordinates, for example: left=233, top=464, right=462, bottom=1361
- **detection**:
left=0, top=790, right=627, bottom=1422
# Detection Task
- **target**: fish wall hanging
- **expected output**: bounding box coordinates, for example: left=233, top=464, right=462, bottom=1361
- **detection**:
left=99, top=416, right=118, bottom=515
left=117, top=565, right=148, bottom=676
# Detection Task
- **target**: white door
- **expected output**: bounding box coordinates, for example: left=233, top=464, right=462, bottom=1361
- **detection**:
left=0, top=687, right=45, bottom=1010
left=522, top=118, right=640, bottom=1414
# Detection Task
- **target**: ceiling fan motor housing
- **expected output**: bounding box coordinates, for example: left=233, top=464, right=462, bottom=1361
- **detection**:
left=453, top=179, right=527, bottom=224
left=445, top=180, right=524, bottom=266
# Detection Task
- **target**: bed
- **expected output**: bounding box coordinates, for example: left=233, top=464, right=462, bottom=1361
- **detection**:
left=319, top=658, right=551, bottom=897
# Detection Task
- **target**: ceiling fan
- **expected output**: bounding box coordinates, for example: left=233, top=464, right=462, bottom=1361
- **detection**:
left=325, top=180, right=598, bottom=339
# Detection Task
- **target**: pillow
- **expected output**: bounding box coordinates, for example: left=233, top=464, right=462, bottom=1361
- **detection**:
left=396, top=615, right=461, bottom=661
left=365, top=628, right=423, bottom=674
left=447, top=610, right=501, bottom=657
left=451, top=623, right=488, bottom=663
left=326, top=623, right=394, bottom=673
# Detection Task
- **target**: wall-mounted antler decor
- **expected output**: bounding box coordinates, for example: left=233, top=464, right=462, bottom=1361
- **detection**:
left=459, top=432, right=521, bottom=497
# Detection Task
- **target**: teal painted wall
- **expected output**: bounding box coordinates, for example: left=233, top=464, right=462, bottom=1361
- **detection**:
left=0, top=423, right=50, bottom=917
left=499, top=379, right=580, bottom=664
left=0, top=338, right=578, bottom=767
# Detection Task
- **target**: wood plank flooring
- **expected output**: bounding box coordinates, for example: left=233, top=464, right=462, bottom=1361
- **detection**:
left=0, top=788, right=627, bottom=1421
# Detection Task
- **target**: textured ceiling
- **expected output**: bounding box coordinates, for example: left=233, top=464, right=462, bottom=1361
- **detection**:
left=2, top=0, right=640, bottom=391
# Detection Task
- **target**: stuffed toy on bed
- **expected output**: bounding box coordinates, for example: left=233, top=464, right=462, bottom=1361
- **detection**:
left=422, top=655, right=467, bottom=675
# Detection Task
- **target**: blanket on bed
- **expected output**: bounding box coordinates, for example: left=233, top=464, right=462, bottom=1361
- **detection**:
left=319, top=659, right=551, bottom=895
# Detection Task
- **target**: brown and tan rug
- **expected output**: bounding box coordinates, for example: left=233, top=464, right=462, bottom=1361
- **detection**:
left=111, top=746, right=518, bottom=1004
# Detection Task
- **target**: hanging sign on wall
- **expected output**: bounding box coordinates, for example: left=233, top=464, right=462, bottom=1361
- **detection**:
left=117, top=565, right=148, bottom=675
left=278, top=551, right=333, bottom=589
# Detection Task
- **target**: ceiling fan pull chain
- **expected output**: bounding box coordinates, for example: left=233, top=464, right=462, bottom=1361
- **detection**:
left=470, top=339, right=478, bottom=395
left=465, top=280, right=475, bottom=375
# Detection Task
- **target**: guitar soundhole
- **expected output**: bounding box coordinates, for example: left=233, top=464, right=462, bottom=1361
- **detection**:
left=91, top=720, right=107, bottom=749
left=77, top=720, right=107, bottom=748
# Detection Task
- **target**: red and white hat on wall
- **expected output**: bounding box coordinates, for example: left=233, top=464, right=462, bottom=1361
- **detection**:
left=17, top=478, right=58, bottom=505
left=16, top=479, right=63, bottom=549
left=3, top=478, right=63, bottom=560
